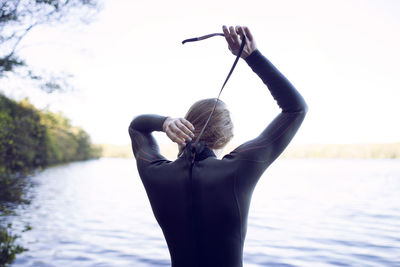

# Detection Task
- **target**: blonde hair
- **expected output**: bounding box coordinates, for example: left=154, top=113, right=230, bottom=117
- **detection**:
left=179, top=98, right=233, bottom=156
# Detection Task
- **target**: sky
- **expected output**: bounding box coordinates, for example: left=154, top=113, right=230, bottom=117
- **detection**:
left=2, top=0, right=400, bottom=146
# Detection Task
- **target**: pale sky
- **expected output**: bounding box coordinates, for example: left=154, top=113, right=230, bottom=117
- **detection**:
left=2, top=0, right=400, bottom=146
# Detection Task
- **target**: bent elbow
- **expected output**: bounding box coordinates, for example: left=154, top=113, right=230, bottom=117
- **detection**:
left=128, top=123, right=133, bottom=137
left=283, top=103, right=308, bottom=114
left=128, top=116, right=140, bottom=136
left=296, top=98, right=309, bottom=114
left=296, top=96, right=308, bottom=113
left=301, top=101, right=308, bottom=114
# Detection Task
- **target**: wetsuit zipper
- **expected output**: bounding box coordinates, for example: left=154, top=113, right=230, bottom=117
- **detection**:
left=188, top=161, right=199, bottom=267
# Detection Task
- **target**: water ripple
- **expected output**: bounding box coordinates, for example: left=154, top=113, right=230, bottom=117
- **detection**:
left=7, top=158, right=400, bottom=267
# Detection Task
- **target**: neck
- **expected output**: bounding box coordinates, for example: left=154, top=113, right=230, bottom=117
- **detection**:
left=178, top=142, right=218, bottom=161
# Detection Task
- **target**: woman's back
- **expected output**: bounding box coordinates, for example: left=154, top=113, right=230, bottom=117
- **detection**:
left=129, top=26, right=307, bottom=267
left=140, top=151, right=244, bottom=267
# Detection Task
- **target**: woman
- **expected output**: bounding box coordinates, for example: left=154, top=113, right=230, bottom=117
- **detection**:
left=129, top=25, right=307, bottom=267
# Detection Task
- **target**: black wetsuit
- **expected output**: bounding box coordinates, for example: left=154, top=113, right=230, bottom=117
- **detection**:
left=129, top=49, right=307, bottom=267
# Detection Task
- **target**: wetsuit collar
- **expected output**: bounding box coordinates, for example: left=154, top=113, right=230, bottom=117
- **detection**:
left=194, top=146, right=216, bottom=161
left=183, top=140, right=216, bottom=162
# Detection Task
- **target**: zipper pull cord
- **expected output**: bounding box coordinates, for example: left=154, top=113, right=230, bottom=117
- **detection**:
left=182, top=32, right=246, bottom=163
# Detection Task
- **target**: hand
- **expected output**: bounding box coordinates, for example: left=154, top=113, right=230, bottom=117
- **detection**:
left=222, top=25, right=257, bottom=59
left=163, top=117, right=195, bottom=145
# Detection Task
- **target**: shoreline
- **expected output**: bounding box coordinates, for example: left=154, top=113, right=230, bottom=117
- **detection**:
left=99, top=143, right=400, bottom=159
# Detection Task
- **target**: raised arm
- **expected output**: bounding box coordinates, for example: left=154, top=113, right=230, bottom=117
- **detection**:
left=129, top=115, right=195, bottom=162
left=223, top=26, right=307, bottom=168
left=128, top=114, right=167, bottom=162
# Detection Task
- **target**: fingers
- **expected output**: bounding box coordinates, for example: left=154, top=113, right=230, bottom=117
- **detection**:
left=171, top=124, right=191, bottom=143
left=222, top=25, right=255, bottom=59
left=222, top=25, right=234, bottom=49
left=222, top=25, right=240, bottom=48
left=165, top=118, right=195, bottom=145
left=243, top=26, right=253, bottom=42
left=166, top=131, right=185, bottom=145
left=223, top=25, right=252, bottom=41
left=229, top=26, right=240, bottom=47
left=176, top=120, right=194, bottom=139
left=179, top=118, right=195, bottom=133
left=235, top=25, right=244, bottom=38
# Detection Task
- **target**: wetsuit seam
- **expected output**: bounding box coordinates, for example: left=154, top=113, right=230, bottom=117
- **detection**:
left=189, top=162, right=200, bottom=267
left=233, top=111, right=304, bottom=155
left=233, top=169, right=243, bottom=266
left=237, top=115, right=301, bottom=154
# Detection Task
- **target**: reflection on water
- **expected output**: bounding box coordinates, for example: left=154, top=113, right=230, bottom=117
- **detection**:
left=6, top=158, right=400, bottom=266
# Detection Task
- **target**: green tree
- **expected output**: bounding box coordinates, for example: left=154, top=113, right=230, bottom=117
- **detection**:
left=0, top=226, right=27, bottom=266
left=0, top=0, right=100, bottom=89
left=1, top=94, right=101, bottom=204
left=0, top=95, right=47, bottom=177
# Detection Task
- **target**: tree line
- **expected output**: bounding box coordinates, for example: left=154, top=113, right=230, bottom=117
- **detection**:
left=0, top=93, right=101, bottom=183
left=0, top=93, right=101, bottom=264
left=1, top=1, right=102, bottom=264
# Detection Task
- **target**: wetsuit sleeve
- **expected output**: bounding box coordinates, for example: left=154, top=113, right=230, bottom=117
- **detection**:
left=128, top=114, right=168, bottom=163
left=228, top=49, right=307, bottom=178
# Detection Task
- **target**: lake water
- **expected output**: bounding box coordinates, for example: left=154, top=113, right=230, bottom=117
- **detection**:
left=5, top=158, right=400, bottom=267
